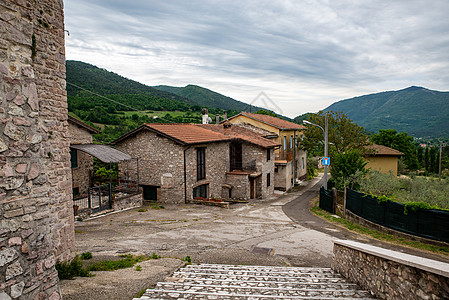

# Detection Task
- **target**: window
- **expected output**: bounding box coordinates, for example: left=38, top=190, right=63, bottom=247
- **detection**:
left=267, top=173, right=271, bottom=187
left=70, top=148, right=78, bottom=168
left=290, top=136, right=293, bottom=149
left=302, top=157, right=305, bottom=169
left=193, top=184, right=208, bottom=198
left=230, top=141, right=242, bottom=171
left=197, top=147, right=206, bottom=180
left=266, top=149, right=271, bottom=161
left=283, top=136, right=286, bottom=150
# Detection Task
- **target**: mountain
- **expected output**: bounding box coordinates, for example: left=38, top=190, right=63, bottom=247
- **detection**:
left=154, top=84, right=261, bottom=112
left=322, top=86, right=449, bottom=138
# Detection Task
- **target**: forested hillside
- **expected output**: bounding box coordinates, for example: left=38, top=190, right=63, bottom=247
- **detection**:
left=322, top=86, right=449, bottom=138
left=154, top=84, right=262, bottom=112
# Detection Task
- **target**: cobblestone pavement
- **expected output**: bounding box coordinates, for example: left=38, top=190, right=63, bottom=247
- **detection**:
left=134, top=264, right=376, bottom=299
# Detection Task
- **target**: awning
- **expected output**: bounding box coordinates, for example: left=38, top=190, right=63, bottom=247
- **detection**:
left=70, top=144, right=131, bottom=163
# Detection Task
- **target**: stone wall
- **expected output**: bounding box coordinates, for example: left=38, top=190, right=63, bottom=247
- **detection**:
left=0, top=0, right=74, bottom=299
left=115, top=129, right=185, bottom=204
left=242, top=144, right=274, bottom=199
left=112, top=193, right=142, bottom=211
left=185, top=142, right=229, bottom=201
left=332, top=240, right=449, bottom=300
left=225, top=173, right=250, bottom=200
left=68, top=122, right=93, bottom=196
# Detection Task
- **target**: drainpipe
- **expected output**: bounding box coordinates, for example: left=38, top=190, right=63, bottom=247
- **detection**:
left=184, top=146, right=191, bottom=204
left=293, top=131, right=297, bottom=185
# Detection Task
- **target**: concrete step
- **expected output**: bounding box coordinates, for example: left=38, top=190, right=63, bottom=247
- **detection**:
left=133, top=264, right=376, bottom=300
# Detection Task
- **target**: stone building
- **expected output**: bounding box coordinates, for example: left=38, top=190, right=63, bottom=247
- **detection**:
left=68, top=115, right=100, bottom=197
left=111, top=123, right=279, bottom=203
left=0, top=0, right=74, bottom=299
left=226, top=112, right=307, bottom=191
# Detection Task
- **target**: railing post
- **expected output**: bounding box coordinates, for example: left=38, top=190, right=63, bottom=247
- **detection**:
left=88, top=187, right=91, bottom=209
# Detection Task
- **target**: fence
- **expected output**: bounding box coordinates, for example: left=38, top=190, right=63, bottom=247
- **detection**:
left=346, top=189, right=449, bottom=243
left=319, top=187, right=333, bottom=213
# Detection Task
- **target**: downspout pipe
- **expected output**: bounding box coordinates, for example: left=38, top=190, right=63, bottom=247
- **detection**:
left=184, top=146, right=191, bottom=204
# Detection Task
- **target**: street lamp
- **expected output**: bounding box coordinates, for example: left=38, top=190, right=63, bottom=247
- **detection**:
left=303, top=112, right=329, bottom=189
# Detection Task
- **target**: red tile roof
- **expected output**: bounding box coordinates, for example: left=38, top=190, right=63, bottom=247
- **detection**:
left=111, top=123, right=232, bottom=145
left=365, top=144, right=404, bottom=156
left=228, top=112, right=305, bottom=130
left=198, top=124, right=281, bottom=148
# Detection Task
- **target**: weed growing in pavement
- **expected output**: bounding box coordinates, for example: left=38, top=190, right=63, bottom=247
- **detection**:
left=137, top=208, right=148, bottom=212
left=136, top=288, right=146, bottom=298
left=150, top=203, right=165, bottom=210
left=55, top=255, right=93, bottom=279
left=80, top=252, right=93, bottom=260
left=135, top=265, right=142, bottom=271
left=88, top=254, right=148, bottom=271
left=310, top=201, right=449, bottom=255
left=151, top=252, right=161, bottom=259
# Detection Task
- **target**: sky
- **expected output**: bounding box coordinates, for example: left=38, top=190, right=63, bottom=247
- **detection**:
left=64, top=1, right=449, bottom=118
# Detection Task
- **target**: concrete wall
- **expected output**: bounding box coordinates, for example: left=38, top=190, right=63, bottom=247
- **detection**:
left=0, top=0, right=74, bottom=299
left=333, top=240, right=449, bottom=300
left=365, top=156, right=399, bottom=176
left=274, top=162, right=293, bottom=191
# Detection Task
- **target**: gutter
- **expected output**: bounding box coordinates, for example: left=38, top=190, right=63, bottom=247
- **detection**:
left=184, top=146, right=191, bottom=204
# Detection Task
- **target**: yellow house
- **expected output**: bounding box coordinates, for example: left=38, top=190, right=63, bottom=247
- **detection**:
left=226, top=112, right=307, bottom=190
left=364, top=144, right=404, bottom=176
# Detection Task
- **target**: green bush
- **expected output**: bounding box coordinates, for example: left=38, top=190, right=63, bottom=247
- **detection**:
left=81, top=252, right=93, bottom=260
left=55, top=255, right=92, bottom=279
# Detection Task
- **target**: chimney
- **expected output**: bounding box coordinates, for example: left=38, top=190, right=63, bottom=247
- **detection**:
left=223, top=111, right=227, bottom=120
left=201, top=108, right=209, bottom=124
left=216, top=115, right=220, bottom=124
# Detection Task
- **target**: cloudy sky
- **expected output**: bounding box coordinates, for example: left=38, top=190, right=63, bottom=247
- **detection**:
left=64, top=1, right=449, bottom=118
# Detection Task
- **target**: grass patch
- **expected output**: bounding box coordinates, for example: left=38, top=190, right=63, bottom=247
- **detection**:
left=150, top=203, right=165, bottom=210
left=137, top=208, right=147, bottom=212
left=310, top=202, right=449, bottom=256
left=87, top=254, right=148, bottom=271
left=181, top=255, right=192, bottom=264
left=135, top=265, right=142, bottom=271
left=136, top=288, right=146, bottom=298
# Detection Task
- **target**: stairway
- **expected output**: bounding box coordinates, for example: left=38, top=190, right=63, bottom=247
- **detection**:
left=134, top=264, right=376, bottom=299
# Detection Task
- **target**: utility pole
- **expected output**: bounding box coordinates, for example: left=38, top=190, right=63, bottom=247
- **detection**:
left=324, top=112, right=328, bottom=190
left=439, top=141, right=443, bottom=181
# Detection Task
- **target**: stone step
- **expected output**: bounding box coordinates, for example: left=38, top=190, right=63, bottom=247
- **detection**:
left=174, top=270, right=343, bottom=280
left=166, top=277, right=359, bottom=290
left=133, top=264, right=376, bottom=300
left=155, top=282, right=372, bottom=297
left=139, top=288, right=374, bottom=299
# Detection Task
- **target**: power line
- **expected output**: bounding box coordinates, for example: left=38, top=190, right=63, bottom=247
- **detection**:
left=66, top=81, right=175, bottom=123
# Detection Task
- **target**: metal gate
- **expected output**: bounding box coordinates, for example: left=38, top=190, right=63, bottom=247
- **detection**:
left=88, top=183, right=112, bottom=213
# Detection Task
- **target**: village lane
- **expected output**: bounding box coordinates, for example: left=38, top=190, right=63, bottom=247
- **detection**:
left=73, top=175, right=340, bottom=267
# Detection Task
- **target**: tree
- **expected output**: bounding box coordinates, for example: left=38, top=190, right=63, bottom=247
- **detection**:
left=301, top=111, right=371, bottom=156
left=255, top=109, right=277, bottom=117
left=371, top=129, right=419, bottom=170
left=330, top=149, right=368, bottom=189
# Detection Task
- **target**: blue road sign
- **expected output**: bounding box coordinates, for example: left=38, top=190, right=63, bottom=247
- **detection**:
left=322, top=157, right=330, bottom=166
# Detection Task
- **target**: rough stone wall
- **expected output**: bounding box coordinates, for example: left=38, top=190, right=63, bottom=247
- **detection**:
left=0, top=0, right=74, bottom=299
left=225, top=174, right=250, bottom=200
left=242, top=144, right=274, bottom=199
left=115, top=130, right=185, bottom=204
left=112, top=193, right=142, bottom=211
left=332, top=244, right=449, bottom=300
left=68, top=122, right=93, bottom=196
left=186, top=142, right=229, bottom=201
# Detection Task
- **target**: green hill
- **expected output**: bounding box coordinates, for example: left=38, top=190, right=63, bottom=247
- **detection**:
left=322, top=86, right=449, bottom=138
left=154, top=84, right=261, bottom=112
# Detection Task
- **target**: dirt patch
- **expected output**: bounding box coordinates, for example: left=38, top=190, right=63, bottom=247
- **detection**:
left=59, top=258, right=184, bottom=300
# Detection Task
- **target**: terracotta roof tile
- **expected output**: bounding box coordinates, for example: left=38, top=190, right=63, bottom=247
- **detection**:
left=144, top=123, right=232, bottom=145
left=365, top=144, right=404, bottom=156
left=198, top=124, right=281, bottom=148
left=229, top=112, right=305, bottom=130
